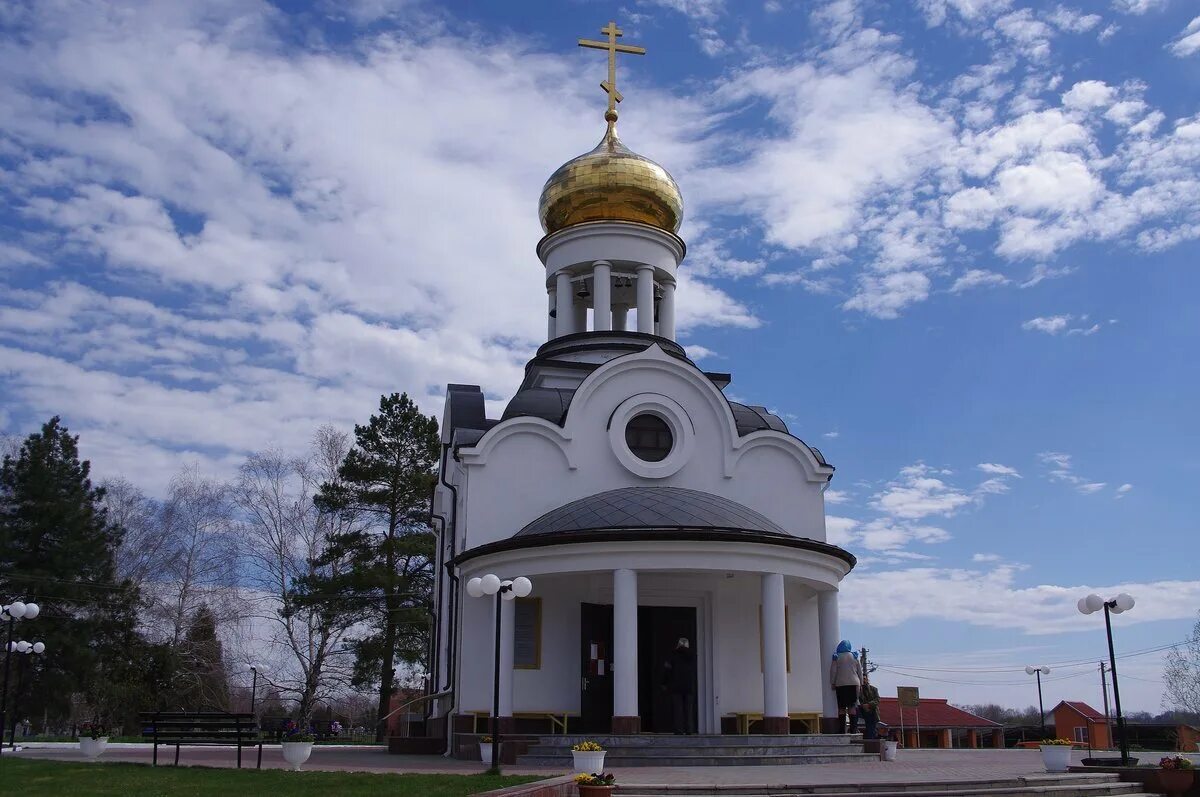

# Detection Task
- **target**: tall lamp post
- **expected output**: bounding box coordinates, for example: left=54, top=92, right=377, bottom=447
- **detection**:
left=466, top=573, right=533, bottom=774
left=8, top=640, right=46, bottom=749
left=0, top=601, right=40, bottom=756
left=1078, top=592, right=1135, bottom=765
left=249, top=665, right=259, bottom=718
left=1025, top=665, right=1051, bottom=738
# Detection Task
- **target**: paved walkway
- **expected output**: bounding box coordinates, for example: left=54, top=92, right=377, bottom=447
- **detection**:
left=10, top=744, right=1100, bottom=785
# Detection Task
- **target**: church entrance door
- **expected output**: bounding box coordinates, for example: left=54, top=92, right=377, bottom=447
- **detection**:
left=579, top=602, right=615, bottom=732
left=638, top=605, right=697, bottom=733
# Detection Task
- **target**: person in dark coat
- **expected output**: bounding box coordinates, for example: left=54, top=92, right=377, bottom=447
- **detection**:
left=662, top=637, right=696, bottom=734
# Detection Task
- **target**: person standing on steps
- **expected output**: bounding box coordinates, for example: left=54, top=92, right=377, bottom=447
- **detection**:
left=829, top=639, right=861, bottom=733
left=858, top=670, right=880, bottom=740
left=662, top=637, right=696, bottom=735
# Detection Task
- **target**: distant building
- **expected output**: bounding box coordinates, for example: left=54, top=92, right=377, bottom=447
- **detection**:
left=1051, top=700, right=1111, bottom=748
left=877, top=697, right=1003, bottom=748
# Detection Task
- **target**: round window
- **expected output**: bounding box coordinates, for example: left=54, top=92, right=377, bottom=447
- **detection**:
left=625, top=413, right=673, bottom=462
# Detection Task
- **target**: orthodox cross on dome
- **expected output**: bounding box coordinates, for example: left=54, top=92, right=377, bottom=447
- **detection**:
left=578, top=20, right=646, bottom=122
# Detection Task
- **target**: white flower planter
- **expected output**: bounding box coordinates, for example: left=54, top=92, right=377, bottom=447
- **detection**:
left=78, top=736, right=108, bottom=759
left=479, top=742, right=494, bottom=762
left=572, top=750, right=606, bottom=773
left=881, top=740, right=898, bottom=761
left=281, top=741, right=313, bottom=771
left=1040, top=744, right=1071, bottom=773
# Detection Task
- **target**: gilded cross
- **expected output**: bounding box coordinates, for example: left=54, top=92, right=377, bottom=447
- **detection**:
left=578, top=21, right=646, bottom=118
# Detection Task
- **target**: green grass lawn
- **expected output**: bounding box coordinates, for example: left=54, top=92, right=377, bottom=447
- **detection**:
left=0, top=758, right=544, bottom=796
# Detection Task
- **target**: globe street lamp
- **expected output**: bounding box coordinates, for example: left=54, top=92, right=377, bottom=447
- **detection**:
left=466, top=574, right=533, bottom=774
left=1078, top=592, right=1135, bottom=765
left=7, top=640, right=45, bottom=750
left=1025, top=665, right=1051, bottom=738
left=0, top=601, right=40, bottom=757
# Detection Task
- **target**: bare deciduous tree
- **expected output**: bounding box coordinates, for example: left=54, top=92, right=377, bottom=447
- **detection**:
left=233, top=426, right=359, bottom=724
left=101, top=477, right=171, bottom=589
left=1163, top=613, right=1200, bottom=717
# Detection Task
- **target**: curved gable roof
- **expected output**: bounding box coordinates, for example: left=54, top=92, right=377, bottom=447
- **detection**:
left=517, top=486, right=788, bottom=537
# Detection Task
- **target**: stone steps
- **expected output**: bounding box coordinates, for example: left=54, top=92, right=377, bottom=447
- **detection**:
left=615, top=773, right=1149, bottom=797
left=516, top=733, right=872, bottom=767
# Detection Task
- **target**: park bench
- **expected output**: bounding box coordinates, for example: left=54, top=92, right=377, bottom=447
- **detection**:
left=139, top=711, right=263, bottom=768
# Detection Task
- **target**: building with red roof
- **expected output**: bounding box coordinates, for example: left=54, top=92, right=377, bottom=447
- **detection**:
left=877, top=697, right=1004, bottom=748
left=1051, top=700, right=1111, bottom=749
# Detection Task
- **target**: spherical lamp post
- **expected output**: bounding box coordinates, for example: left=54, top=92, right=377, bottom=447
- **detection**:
left=1024, top=665, right=1051, bottom=738
left=0, top=600, right=40, bottom=755
left=1078, top=592, right=1135, bottom=765
left=466, top=574, right=533, bottom=774
left=8, top=640, right=45, bottom=750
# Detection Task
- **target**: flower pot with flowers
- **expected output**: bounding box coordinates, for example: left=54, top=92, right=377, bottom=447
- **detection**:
left=77, top=721, right=109, bottom=759
left=574, top=772, right=615, bottom=797
left=1039, top=739, right=1073, bottom=772
left=571, top=740, right=606, bottom=773
left=478, top=735, right=494, bottom=762
left=280, top=720, right=315, bottom=771
left=1152, top=756, right=1195, bottom=797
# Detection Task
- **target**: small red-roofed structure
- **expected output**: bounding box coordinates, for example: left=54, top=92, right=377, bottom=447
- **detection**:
left=877, top=697, right=1004, bottom=748
left=1051, top=700, right=1112, bottom=749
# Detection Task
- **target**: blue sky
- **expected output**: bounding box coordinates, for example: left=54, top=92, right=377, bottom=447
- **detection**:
left=2, top=0, right=1199, bottom=712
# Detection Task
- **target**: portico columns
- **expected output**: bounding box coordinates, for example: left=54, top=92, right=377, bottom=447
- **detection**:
left=573, top=293, right=587, bottom=334
left=659, top=279, right=676, bottom=340
left=818, top=589, right=840, bottom=729
left=636, top=264, right=655, bottom=334
left=612, top=568, right=639, bottom=733
left=497, top=594, right=516, bottom=733
left=592, top=261, right=612, bottom=331
left=761, top=573, right=789, bottom=734
left=613, top=306, right=628, bottom=331
left=547, top=287, right=556, bottom=339
left=555, top=271, right=574, bottom=337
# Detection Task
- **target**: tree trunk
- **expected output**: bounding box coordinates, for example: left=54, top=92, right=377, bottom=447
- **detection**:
left=376, top=591, right=398, bottom=742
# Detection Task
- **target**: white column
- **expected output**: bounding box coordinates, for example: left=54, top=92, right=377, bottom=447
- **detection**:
left=636, top=265, right=655, bottom=334
left=555, top=271, right=574, bottom=337
left=613, top=306, right=628, bottom=331
left=547, top=287, right=556, bottom=340
left=613, top=569, right=638, bottom=720
left=762, top=573, right=788, bottom=720
left=659, top=279, right=676, bottom=340
left=592, top=261, right=612, bottom=332
left=818, top=589, right=840, bottom=720
left=499, top=595, right=516, bottom=717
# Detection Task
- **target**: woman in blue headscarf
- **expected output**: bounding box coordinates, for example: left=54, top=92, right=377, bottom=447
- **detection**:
left=829, top=640, right=861, bottom=733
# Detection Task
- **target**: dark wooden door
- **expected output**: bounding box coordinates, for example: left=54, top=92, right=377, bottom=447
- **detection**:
left=638, top=606, right=697, bottom=733
left=579, top=602, right=614, bottom=732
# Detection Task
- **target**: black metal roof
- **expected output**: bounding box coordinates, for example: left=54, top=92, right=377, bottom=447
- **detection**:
left=516, top=486, right=788, bottom=537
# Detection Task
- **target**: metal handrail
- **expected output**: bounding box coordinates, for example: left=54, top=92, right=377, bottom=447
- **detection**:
left=378, top=689, right=452, bottom=726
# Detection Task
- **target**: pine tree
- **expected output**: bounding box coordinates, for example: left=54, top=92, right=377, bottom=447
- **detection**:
left=301, top=393, right=439, bottom=741
left=0, top=417, right=137, bottom=725
left=177, top=605, right=230, bottom=710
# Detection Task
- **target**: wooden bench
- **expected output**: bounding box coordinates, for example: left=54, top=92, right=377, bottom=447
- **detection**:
left=140, top=711, right=262, bottom=768
left=727, top=711, right=823, bottom=734
left=467, top=710, right=579, bottom=734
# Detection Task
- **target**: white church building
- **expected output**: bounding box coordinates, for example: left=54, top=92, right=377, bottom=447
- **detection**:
left=427, top=31, right=855, bottom=749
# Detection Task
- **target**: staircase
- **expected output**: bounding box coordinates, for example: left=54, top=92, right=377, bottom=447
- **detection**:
left=516, top=733, right=877, bottom=767
left=614, top=773, right=1155, bottom=797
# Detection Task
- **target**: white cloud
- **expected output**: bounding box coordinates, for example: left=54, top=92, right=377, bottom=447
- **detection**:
left=977, top=462, right=1021, bottom=477
left=684, top=344, right=719, bottom=361
left=1115, top=483, right=1134, bottom=498
left=972, top=552, right=1002, bottom=562
left=824, top=430, right=840, bottom=439
left=949, top=269, right=1009, bottom=292
left=1047, top=7, right=1102, bottom=33
left=1038, top=451, right=1110, bottom=495
left=871, top=463, right=975, bottom=520
left=1111, top=0, right=1167, bottom=14
left=1022, top=315, right=1072, bottom=334
left=1062, top=80, right=1116, bottom=110
left=824, top=489, right=850, bottom=504
left=1168, top=16, right=1200, bottom=57
left=843, top=564, right=1200, bottom=633
left=843, top=271, right=931, bottom=319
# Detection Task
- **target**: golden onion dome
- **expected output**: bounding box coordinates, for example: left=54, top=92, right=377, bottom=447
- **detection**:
left=539, top=113, right=683, bottom=235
